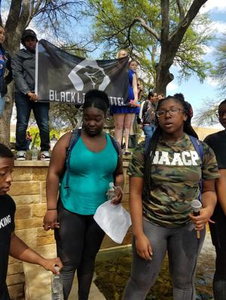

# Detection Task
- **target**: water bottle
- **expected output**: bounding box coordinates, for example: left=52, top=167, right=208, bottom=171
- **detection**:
left=107, top=182, right=116, bottom=201
left=52, top=266, right=63, bottom=300
left=31, top=146, right=38, bottom=160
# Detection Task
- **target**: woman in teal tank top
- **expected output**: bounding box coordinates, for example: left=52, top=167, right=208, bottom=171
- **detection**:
left=43, top=89, right=124, bottom=300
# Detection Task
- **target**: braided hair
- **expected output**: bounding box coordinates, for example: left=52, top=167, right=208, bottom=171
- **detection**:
left=143, top=93, right=198, bottom=200
left=83, top=89, right=109, bottom=115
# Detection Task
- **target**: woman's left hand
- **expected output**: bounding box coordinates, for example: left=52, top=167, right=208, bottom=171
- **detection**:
left=111, top=186, right=123, bottom=205
left=129, top=100, right=138, bottom=107
left=189, top=207, right=213, bottom=231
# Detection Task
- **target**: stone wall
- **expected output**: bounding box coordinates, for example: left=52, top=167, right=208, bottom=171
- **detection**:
left=7, top=160, right=131, bottom=299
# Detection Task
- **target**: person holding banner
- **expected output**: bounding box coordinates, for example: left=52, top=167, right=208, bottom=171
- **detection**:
left=12, top=29, right=50, bottom=161
left=123, top=94, right=219, bottom=300
left=43, top=89, right=124, bottom=300
left=204, top=99, right=226, bottom=300
left=111, top=49, right=139, bottom=155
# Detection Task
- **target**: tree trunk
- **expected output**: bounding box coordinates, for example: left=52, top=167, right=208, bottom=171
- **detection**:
left=0, top=85, right=14, bottom=147
left=155, top=0, right=208, bottom=95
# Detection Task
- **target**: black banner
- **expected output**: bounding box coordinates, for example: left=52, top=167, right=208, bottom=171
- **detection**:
left=35, top=39, right=129, bottom=105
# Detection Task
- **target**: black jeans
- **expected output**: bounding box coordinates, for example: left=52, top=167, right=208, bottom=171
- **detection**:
left=55, top=204, right=105, bottom=300
left=15, top=92, right=49, bottom=151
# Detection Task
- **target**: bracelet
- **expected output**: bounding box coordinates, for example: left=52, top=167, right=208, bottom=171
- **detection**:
left=115, top=186, right=123, bottom=194
left=47, top=208, right=57, bottom=211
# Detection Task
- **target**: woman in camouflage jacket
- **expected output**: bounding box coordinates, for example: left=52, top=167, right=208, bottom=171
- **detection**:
left=123, top=94, right=219, bottom=300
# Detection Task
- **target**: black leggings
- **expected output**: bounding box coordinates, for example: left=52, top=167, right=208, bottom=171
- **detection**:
left=55, top=204, right=105, bottom=300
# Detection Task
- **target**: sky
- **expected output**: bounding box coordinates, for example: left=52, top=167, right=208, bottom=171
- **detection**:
left=166, top=0, right=226, bottom=126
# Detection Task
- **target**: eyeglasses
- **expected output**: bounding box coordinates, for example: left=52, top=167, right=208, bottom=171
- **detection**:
left=216, top=111, right=226, bottom=118
left=156, top=108, right=184, bottom=118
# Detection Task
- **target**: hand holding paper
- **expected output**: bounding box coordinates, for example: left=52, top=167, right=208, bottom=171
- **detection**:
left=94, top=200, right=132, bottom=244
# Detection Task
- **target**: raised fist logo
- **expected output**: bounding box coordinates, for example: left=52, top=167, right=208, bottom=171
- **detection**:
left=68, top=59, right=110, bottom=91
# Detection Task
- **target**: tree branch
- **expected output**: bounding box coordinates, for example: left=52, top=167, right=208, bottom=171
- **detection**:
left=176, top=0, right=185, bottom=19
left=131, top=17, right=160, bottom=41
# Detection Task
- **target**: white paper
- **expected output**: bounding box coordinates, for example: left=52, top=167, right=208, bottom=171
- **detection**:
left=94, top=200, right=132, bottom=244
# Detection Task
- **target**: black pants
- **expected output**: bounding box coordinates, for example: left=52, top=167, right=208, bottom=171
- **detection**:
left=55, top=204, right=105, bottom=300
left=209, top=206, right=226, bottom=300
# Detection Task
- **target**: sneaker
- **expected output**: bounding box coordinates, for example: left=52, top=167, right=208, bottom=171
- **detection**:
left=40, top=151, right=50, bottom=161
left=16, top=150, right=26, bottom=161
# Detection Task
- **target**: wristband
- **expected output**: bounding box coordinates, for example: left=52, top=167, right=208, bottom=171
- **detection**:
left=47, top=208, right=57, bottom=211
left=115, top=186, right=123, bottom=194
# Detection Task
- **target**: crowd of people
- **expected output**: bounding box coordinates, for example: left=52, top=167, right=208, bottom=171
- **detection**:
left=0, top=25, right=225, bottom=300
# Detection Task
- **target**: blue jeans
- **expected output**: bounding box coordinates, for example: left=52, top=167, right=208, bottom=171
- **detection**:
left=123, top=219, right=205, bottom=300
left=143, top=125, right=155, bottom=148
left=15, top=92, right=49, bottom=151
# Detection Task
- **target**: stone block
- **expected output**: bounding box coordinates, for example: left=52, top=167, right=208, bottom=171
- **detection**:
left=7, top=262, right=23, bottom=275
left=15, top=218, right=43, bottom=230
left=15, top=205, right=32, bottom=220
left=12, top=167, right=33, bottom=181
left=9, top=182, right=41, bottom=196
left=41, top=182, right=46, bottom=196
left=15, top=229, right=37, bottom=247
left=13, top=195, right=41, bottom=205
left=6, top=273, right=25, bottom=286
left=36, top=236, right=55, bottom=247
left=23, top=262, right=52, bottom=300
left=32, top=203, right=46, bottom=217
left=32, top=167, right=48, bottom=181
left=8, top=256, right=19, bottom=265
left=36, top=229, right=55, bottom=247
left=8, top=283, right=24, bottom=300
left=35, top=244, right=57, bottom=258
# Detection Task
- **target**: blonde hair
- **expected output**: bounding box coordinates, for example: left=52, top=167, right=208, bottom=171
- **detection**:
left=116, top=49, right=128, bottom=59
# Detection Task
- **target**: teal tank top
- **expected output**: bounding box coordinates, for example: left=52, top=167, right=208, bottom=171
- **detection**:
left=60, top=134, right=118, bottom=215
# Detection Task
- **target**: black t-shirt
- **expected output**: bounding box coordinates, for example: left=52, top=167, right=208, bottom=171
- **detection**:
left=0, top=194, right=15, bottom=300
left=204, top=130, right=226, bottom=169
left=204, top=130, right=226, bottom=249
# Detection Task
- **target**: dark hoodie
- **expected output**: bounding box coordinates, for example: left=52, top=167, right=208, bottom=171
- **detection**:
left=11, top=48, right=35, bottom=94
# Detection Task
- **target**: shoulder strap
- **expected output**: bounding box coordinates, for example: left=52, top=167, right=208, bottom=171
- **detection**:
left=109, top=135, right=120, bottom=156
left=189, top=135, right=203, bottom=202
left=189, top=135, right=203, bottom=164
left=64, top=129, right=81, bottom=189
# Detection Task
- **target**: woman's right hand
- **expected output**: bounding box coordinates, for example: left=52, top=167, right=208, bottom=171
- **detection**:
left=135, top=234, right=153, bottom=260
left=43, top=210, right=60, bottom=231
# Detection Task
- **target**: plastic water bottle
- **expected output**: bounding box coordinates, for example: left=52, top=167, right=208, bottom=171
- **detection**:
left=107, top=182, right=116, bottom=201
left=52, top=267, right=63, bottom=300
left=31, top=147, right=38, bottom=160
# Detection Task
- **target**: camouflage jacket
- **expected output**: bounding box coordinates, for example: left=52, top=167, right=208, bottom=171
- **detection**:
left=128, top=133, right=219, bottom=228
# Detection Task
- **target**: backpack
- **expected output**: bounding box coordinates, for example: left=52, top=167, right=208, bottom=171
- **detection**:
left=64, top=129, right=120, bottom=189
left=145, top=135, right=203, bottom=201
